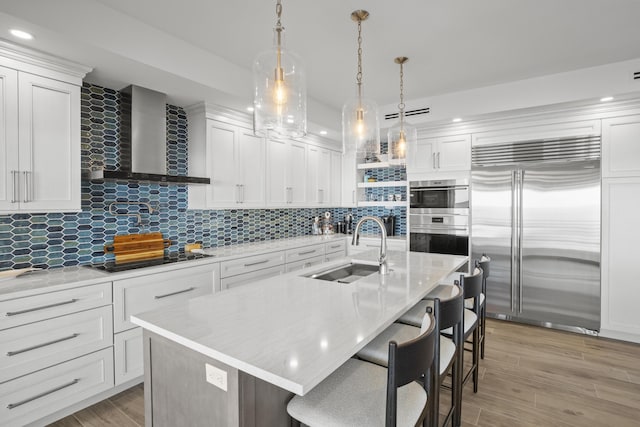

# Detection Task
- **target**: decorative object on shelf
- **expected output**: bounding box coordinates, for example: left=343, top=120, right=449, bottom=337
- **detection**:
left=253, top=0, right=307, bottom=139
left=388, top=56, right=416, bottom=162
left=342, top=9, right=380, bottom=157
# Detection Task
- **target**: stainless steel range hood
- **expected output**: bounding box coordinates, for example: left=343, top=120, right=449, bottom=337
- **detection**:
left=88, top=85, right=210, bottom=184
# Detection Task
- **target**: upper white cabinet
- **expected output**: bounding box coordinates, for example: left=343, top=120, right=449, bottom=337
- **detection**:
left=341, top=151, right=357, bottom=207
left=407, top=134, right=470, bottom=174
left=188, top=104, right=341, bottom=209
left=266, top=138, right=307, bottom=206
left=602, top=115, right=640, bottom=178
left=0, top=44, right=89, bottom=214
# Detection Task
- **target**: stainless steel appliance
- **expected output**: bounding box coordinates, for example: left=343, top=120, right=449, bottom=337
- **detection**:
left=471, top=136, right=601, bottom=333
left=409, top=179, right=469, bottom=256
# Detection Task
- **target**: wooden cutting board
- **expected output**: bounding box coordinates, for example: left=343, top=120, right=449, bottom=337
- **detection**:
left=104, top=233, right=171, bottom=264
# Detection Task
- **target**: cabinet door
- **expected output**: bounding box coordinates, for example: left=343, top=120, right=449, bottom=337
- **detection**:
left=0, top=66, right=18, bottom=212
left=18, top=72, right=80, bottom=212
left=288, top=140, right=307, bottom=205
left=602, top=115, right=640, bottom=178
left=238, top=128, right=265, bottom=206
left=407, top=137, right=436, bottom=174
left=207, top=121, right=239, bottom=206
left=317, top=148, right=331, bottom=204
left=307, top=146, right=320, bottom=205
left=341, top=151, right=357, bottom=207
left=266, top=138, right=288, bottom=206
left=438, top=134, right=471, bottom=171
left=601, top=178, right=640, bottom=341
left=330, top=150, right=342, bottom=206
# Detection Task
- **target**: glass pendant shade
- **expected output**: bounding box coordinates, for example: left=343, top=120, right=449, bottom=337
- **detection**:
left=342, top=95, right=380, bottom=156
left=253, top=28, right=307, bottom=139
left=388, top=122, right=416, bottom=162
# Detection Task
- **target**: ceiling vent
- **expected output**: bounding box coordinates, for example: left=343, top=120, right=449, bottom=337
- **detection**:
left=384, top=107, right=430, bottom=121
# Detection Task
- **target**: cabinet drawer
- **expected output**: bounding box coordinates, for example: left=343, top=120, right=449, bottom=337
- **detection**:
left=285, top=255, right=325, bottom=273
left=0, top=348, right=114, bottom=427
left=325, top=240, right=347, bottom=254
left=221, top=265, right=286, bottom=290
left=114, top=327, right=143, bottom=386
left=113, top=264, right=215, bottom=333
left=285, top=244, right=325, bottom=263
left=0, top=305, right=113, bottom=384
left=0, top=282, right=112, bottom=331
left=220, top=251, right=285, bottom=278
left=325, top=251, right=346, bottom=263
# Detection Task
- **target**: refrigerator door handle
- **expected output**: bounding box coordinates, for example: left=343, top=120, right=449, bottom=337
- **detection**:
left=511, top=170, right=517, bottom=312
left=518, top=169, right=525, bottom=313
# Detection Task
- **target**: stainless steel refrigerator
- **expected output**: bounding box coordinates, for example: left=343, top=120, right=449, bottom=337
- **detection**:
left=471, top=137, right=601, bottom=333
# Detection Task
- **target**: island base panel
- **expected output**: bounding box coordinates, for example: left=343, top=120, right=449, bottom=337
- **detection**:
left=143, top=331, right=293, bottom=426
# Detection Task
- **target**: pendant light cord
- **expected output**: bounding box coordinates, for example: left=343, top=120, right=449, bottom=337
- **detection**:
left=275, top=0, right=283, bottom=74
left=356, top=18, right=363, bottom=102
left=399, top=61, right=405, bottom=129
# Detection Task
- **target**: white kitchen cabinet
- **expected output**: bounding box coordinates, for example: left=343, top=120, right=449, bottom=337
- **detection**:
left=266, top=138, right=307, bottom=206
left=221, top=265, right=286, bottom=290
left=347, top=237, right=407, bottom=255
left=407, top=134, right=470, bottom=174
left=285, top=255, right=325, bottom=273
left=602, top=115, right=640, bottom=178
left=114, top=327, right=143, bottom=386
left=341, top=151, right=358, bottom=207
left=330, top=150, right=342, bottom=206
left=600, top=177, right=640, bottom=343
left=0, top=63, right=84, bottom=214
left=220, top=251, right=285, bottom=279
left=113, top=263, right=218, bottom=333
left=285, top=244, right=325, bottom=264
left=307, top=145, right=333, bottom=206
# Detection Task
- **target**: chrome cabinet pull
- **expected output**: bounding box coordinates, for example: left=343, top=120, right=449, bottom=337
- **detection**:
left=518, top=170, right=524, bottom=314
left=244, top=259, right=269, bottom=267
left=22, top=171, right=28, bottom=203
left=352, top=190, right=356, bottom=204
left=241, top=184, right=245, bottom=203
left=7, top=333, right=79, bottom=356
left=10, top=170, right=18, bottom=203
left=7, top=379, right=79, bottom=410
left=298, top=250, right=316, bottom=256
left=329, top=244, right=341, bottom=249
left=510, top=171, right=517, bottom=312
left=154, top=287, right=195, bottom=299
left=432, top=153, right=436, bottom=169
left=437, top=152, right=441, bottom=169
left=6, top=299, right=78, bottom=317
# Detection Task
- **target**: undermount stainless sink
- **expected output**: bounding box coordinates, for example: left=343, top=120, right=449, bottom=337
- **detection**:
left=305, top=263, right=379, bottom=284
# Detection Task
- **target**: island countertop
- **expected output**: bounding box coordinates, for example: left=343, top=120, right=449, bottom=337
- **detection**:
left=131, top=250, right=467, bottom=396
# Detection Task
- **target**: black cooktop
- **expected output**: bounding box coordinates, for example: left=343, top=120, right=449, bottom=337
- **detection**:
left=87, top=252, right=212, bottom=273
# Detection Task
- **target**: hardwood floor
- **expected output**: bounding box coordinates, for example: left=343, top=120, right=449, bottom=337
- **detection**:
left=50, top=319, right=640, bottom=427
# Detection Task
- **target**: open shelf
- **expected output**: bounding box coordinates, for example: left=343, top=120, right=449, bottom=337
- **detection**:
left=357, top=201, right=407, bottom=208
left=357, top=160, right=407, bottom=170
left=357, top=180, right=407, bottom=188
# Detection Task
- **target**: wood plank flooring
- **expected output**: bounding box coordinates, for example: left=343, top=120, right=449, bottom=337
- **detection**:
left=49, top=319, right=640, bottom=427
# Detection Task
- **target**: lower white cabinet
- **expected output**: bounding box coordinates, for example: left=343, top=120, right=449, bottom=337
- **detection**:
left=285, top=244, right=325, bottom=263
left=0, top=305, right=113, bottom=384
left=601, top=178, right=640, bottom=342
left=347, top=237, right=407, bottom=255
left=285, top=255, right=325, bottom=273
left=325, top=251, right=345, bottom=263
left=220, top=251, right=285, bottom=279
left=114, top=327, right=143, bottom=386
left=113, top=263, right=218, bottom=333
left=0, top=348, right=114, bottom=427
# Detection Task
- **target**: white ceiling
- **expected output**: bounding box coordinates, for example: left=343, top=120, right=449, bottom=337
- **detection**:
left=2, top=0, right=640, bottom=137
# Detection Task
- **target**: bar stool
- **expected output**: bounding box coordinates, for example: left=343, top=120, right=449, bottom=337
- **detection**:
left=474, top=255, right=490, bottom=359
left=287, top=311, right=438, bottom=427
left=359, top=291, right=464, bottom=427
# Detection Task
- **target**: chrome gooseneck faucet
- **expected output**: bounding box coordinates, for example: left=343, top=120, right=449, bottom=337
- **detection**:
left=352, top=216, right=389, bottom=275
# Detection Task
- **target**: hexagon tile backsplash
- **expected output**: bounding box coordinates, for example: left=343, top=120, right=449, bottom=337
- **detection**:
left=0, top=83, right=405, bottom=270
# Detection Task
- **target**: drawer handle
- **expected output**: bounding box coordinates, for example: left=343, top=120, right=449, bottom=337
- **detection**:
left=7, top=333, right=80, bottom=357
left=154, top=287, right=196, bottom=299
left=7, top=378, right=79, bottom=410
left=244, top=259, right=269, bottom=267
left=5, top=299, right=79, bottom=317
left=298, top=250, right=316, bottom=256
left=329, top=244, right=341, bottom=249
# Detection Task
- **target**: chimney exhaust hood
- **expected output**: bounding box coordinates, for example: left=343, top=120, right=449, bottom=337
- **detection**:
left=88, top=85, right=210, bottom=184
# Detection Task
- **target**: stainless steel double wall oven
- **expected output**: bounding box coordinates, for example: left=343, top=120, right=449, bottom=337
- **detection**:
left=408, top=179, right=470, bottom=256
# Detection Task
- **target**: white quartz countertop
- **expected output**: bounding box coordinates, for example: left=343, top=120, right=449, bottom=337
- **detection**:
left=131, top=250, right=466, bottom=396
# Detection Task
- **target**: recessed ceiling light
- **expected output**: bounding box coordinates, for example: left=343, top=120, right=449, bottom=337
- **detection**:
left=10, top=29, right=34, bottom=40
left=452, top=117, right=462, bottom=123
left=600, top=96, right=614, bottom=102
left=246, top=106, right=254, bottom=112
left=319, top=130, right=328, bottom=135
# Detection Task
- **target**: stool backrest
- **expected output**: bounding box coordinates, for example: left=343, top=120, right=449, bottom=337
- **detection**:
left=386, top=311, right=436, bottom=427
left=477, top=254, right=490, bottom=281
left=437, top=284, right=464, bottom=331
left=460, top=267, right=483, bottom=300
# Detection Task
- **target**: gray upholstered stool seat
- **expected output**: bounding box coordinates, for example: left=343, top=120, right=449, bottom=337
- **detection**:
left=357, top=323, right=456, bottom=377
left=397, top=284, right=460, bottom=327
left=287, top=356, right=427, bottom=427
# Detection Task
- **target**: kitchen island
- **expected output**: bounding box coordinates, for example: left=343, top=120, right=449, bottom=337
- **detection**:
left=131, top=250, right=467, bottom=426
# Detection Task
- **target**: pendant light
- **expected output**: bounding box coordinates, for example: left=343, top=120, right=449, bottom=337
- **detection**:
left=342, top=10, right=380, bottom=157
left=253, top=0, right=307, bottom=139
left=388, top=57, right=416, bottom=162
